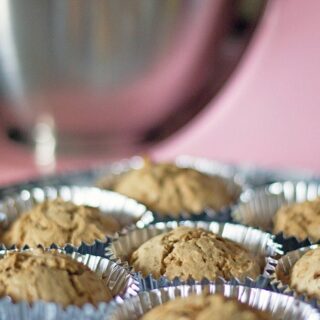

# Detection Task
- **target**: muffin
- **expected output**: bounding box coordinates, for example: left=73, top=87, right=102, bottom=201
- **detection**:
left=98, top=161, right=235, bottom=216
left=1, top=198, right=120, bottom=248
left=0, top=249, right=112, bottom=307
left=273, top=197, right=320, bottom=241
left=141, top=293, right=272, bottom=320
left=290, top=247, right=320, bottom=300
left=130, top=226, right=261, bottom=281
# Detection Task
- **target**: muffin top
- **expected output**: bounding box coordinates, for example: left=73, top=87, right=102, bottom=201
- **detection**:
left=1, top=198, right=120, bottom=248
left=130, top=226, right=261, bottom=281
left=98, top=162, right=235, bottom=216
left=141, top=293, right=272, bottom=320
left=291, top=248, right=320, bottom=300
left=0, top=249, right=112, bottom=307
left=273, top=197, right=320, bottom=241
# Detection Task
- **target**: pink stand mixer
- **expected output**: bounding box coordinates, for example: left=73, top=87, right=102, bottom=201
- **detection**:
left=0, top=0, right=319, bottom=184
left=155, top=0, right=320, bottom=172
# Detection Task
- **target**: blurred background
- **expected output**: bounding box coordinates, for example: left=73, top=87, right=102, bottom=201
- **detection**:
left=0, top=0, right=319, bottom=185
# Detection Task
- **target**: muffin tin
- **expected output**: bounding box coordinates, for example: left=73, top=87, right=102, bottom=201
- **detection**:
left=0, top=156, right=319, bottom=319
left=105, top=284, right=320, bottom=320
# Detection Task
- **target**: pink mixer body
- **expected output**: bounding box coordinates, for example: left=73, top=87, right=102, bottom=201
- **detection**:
left=155, top=0, right=320, bottom=172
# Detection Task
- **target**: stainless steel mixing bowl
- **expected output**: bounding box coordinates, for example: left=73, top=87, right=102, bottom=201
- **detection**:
left=0, top=0, right=227, bottom=153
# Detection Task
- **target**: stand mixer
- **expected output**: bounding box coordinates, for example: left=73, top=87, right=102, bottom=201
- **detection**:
left=155, top=0, right=320, bottom=173
left=0, top=0, right=319, bottom=184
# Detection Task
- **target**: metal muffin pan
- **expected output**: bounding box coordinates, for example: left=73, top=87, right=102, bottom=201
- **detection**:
left=105, top=284, right=320, bottom=320
left=0, top=156, right=319, bottom=319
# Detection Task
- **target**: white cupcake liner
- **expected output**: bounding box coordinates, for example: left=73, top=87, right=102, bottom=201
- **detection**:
left=106, top=284, right=320, bottom=320
left=0, top=185, right=153, bottom=256
left=268, top=244, right=320, bottom=308
left=106, top=220, right=283, bottom=290
left=232, top=181, right=320, bottom=251
left=0, top=247, right=140, bottom=319
left=95, top=156, right=245, bottom=223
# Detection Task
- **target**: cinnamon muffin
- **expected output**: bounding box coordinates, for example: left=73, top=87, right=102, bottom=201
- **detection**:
left=141, top=293, right=272, bottom=320
left=98, top=162, right=235, bottom=216
left=273, top=197, right=320, bottom=241
left=290, top=247, right=320, bottom=300
left=130, top=226, right=261, bottom=281
left=1, top=198, right=120, bottom=248
left=0, top=249, right=112, bottom=307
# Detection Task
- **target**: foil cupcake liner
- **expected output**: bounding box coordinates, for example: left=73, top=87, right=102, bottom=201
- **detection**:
left=0, top=247, right=140, bottom=319
left=95, top=155, right=245, bottom=223
left=232, top=180, right=320, bottom=252
left=268, top=244, right=320, bottom=308
left=106, top=284, right=320, bottom=320
left=106, top=220, right=283, bottom=290
left=0, top=185, right=153, bottom=256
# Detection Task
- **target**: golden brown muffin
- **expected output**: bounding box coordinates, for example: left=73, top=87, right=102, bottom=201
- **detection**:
left=140, top=293, right=272, bottom=320
left=1, top=198, right=120, bottom=247
left=0, top=249, right=112, bottom=307
left=273, top=198, right=320, bottom=241
left=130, top=226, right=261, bottom=281
left=290, top=248, right=320, bottom=300
left=98, top=162, right=235, bottom=216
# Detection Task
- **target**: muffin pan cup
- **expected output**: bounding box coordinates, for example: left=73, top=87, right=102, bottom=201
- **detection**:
left=105, top=220, right=283, bottom=290
left=232, top=181, right=320, bottom=252
left=268, top=244, right=320, bottom=308
left=105, top=284, right=320, bottom=320
left=0, top=247, right=140, bottom=319
left=0, top=185, right=153, bottom=256
left=95, top=155, right=245, bottom=223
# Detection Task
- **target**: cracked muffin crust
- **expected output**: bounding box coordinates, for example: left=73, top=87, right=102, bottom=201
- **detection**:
left=98, top=162, right=235, bottom=216
left=1, top=198, right=120, bottom=248
left=140, top=293, right=273, bottom=320
left=130, top=226, right=261, bottom=281
left=0, top=249, right=112, bottom=307
left=290, top=248, right=320, bottom=300
left=273, top=197, right=320, bottom=241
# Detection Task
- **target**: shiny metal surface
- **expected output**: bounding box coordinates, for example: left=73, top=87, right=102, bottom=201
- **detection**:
left=0, top=0, right=224, bottom=152
left=269, top=244, right=320, bottom=308
left=0, top=155, right=319, bottom=195
left=233, top=180, right=320, bottom=237
left=0, top=248, right=140, bottom=319
left=106, top=284, right=320, bottom=320
left=0, top=185, right=153, bottom=250
left=0, top=185, right=152, bottom=228
left=106, top=220, right=282, bottom=289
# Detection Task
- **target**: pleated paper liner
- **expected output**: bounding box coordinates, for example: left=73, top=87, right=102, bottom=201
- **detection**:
left=268, top=244, right=320, bottom=308
left=232, top=180, right=320, bottom=252
left=95, top=155, right=245, bottom=223
left=0, top=185, right=153, bottom=257
left=0, top=247, right=140, bottom=320
left=106, top=220, right=283, bottom=290
left=105, top=284, right=320, bottom=320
